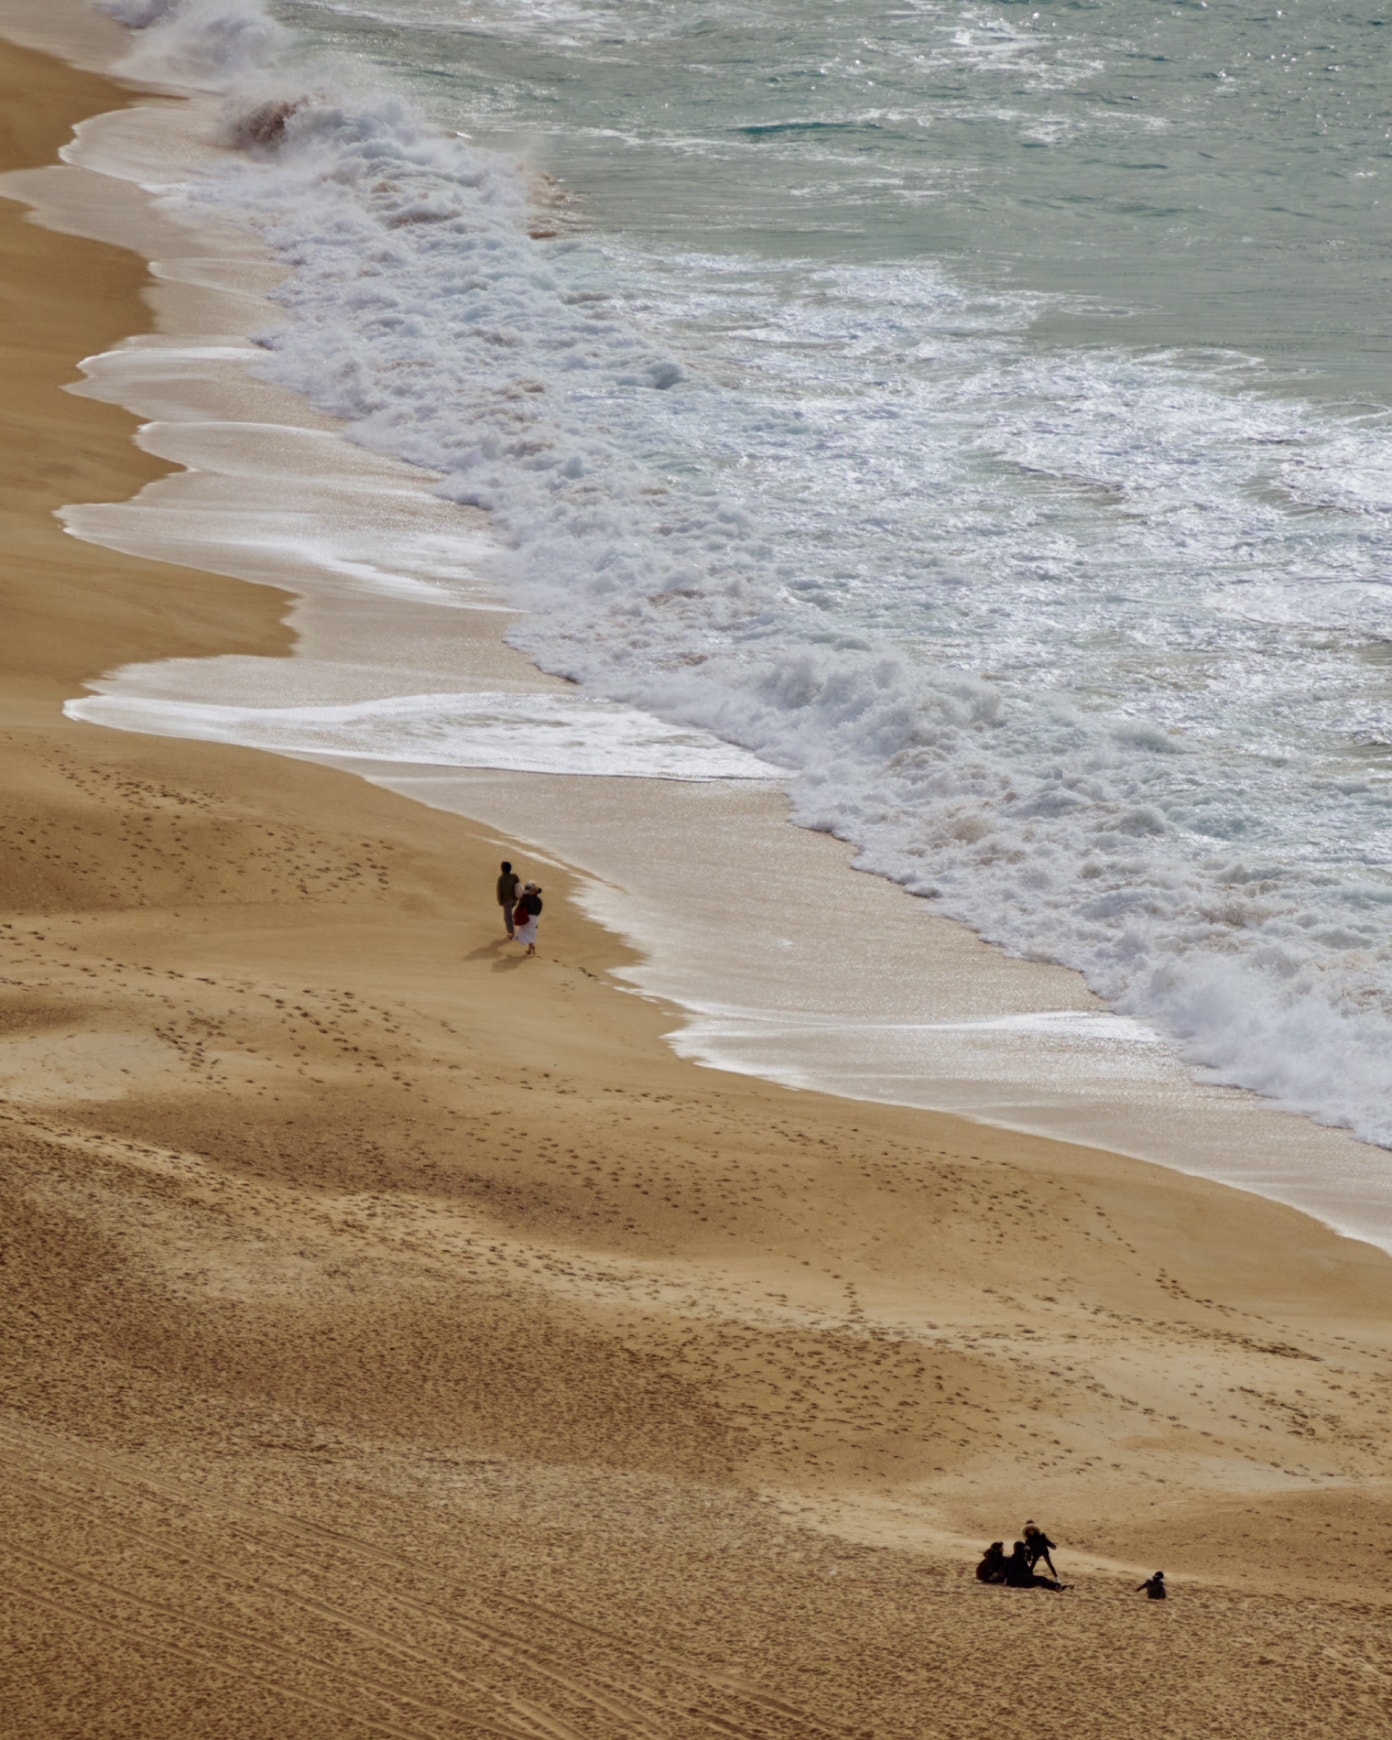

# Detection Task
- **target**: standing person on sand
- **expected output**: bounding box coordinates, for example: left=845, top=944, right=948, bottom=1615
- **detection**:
left=497, top=860, right=521, bottom=939
left=1138, top=1572, right=1167, bottom=1600
left=1021, top=1520, right=1059, bottom=1579
left=514, top=881, right=543, bottom=957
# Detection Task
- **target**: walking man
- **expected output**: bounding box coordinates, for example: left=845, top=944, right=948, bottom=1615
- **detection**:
left=497, top=860, right=521, bottom=938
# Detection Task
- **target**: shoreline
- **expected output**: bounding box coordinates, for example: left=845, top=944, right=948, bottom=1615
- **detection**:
left=5, top=14, right=1392, bottom=1736
left=14, top=9, right=1392, bottom=1259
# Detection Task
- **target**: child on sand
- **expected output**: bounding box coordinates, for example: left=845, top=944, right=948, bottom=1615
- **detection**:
left=1137, top=1572, right=1167, bottom=1600
left=1021, top=1521, right=1059, bottom=1578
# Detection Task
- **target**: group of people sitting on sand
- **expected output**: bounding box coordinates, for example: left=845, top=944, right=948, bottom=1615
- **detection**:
left=976, top=1522, right=1068, bottom=1591
left=976, top=1522, right=1167, bottom=1598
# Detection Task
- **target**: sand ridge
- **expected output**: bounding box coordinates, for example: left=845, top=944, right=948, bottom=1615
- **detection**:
left=3, top=32, right=1392, bottom=1738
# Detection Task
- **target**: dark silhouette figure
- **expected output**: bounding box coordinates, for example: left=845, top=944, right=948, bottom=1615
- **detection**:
left=1021, top=1520, right=1058, bottom=1578
left=1138, top=1571, right=1167, bottom=1600
left=497, top=860, right=520, bottom=938
left=1002, top=1541, right=1068, bottom=1591
left=975, top=1542, right=1007, bottom=1584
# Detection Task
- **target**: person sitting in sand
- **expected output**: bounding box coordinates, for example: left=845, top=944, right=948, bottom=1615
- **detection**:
left=514, top=881, right=543, bottom=956
left=1002, top=1541, right=1068, bottom=1591
left=1022, top=1520, right=1059, bottom=1578
left=497, top=860, right=521, bottom=939
left=975, top=1542, right=1007, bottom=1584
left=1137, top=1571, right=1167, bottom=1600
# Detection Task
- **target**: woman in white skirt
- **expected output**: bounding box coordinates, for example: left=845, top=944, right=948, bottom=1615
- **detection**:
left=514, top=881, right=543, bottom=956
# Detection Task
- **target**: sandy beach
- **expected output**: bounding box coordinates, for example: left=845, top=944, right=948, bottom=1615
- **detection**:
left=6, top=25, right=1392, bottom=1739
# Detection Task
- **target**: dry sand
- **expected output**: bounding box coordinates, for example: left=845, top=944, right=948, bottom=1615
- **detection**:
left=4, top=35, right=1392, bottom=1739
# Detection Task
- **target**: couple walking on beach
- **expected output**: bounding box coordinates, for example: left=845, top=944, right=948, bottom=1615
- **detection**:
left=497, top=860, right=543, bottom=955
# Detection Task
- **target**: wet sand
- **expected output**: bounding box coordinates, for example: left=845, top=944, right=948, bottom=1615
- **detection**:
left=5, top=27, right=1392, bottom=1740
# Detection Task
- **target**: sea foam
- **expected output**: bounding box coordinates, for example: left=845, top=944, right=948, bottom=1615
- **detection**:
left=65, top=689, right=777, bottom=781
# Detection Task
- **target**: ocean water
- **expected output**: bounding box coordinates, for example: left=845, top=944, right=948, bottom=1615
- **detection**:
left=83, top=0, right=1392, bottom=1148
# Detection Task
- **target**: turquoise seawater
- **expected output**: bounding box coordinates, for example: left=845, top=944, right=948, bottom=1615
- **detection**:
left=281, top=0, right=1392, bottom=391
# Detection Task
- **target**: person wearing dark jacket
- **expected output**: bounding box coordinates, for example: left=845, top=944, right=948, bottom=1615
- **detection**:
left=497, top=861, right=521, bottom=938
left=1138, top=1571, right=1167, bottom=1600
left=514, top=882, right=543, bottom=956
left=1022, top=1520, right=1059, bottom=1578
left=1002, top=1542, right=1068, bottom=1591
left=975, top=1542, right=1007, bottom=1584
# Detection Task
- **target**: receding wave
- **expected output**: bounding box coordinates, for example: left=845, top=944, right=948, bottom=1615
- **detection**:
left=64, top=690, right=777, bottom=781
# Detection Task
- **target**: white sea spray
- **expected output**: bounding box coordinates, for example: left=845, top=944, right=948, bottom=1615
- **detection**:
left=103, top=0, right=287, bottom=85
